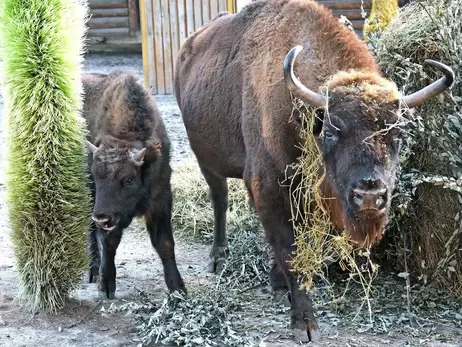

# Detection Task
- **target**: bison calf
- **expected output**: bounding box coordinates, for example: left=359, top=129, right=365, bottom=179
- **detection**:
left=81, top=70, right=186, bottom=299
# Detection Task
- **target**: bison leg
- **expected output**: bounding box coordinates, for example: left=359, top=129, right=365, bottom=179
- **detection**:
left=199, top=166, right=229, bottom=273
left=96, top=228, right=122, bottom=299
left=250, top=178, right=320, bottom=343
left=146, top=192, right=186, bottom=294
left=274, top=245, right=321, bottom=343
left=269, top=262, right=291, bottom=306
left=87, top=223, right=100, bottom=283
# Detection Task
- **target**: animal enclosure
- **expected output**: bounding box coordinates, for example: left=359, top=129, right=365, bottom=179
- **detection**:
left=140, top=0, right=232, bottom=94
left=140, top=0, right=373, bottom=95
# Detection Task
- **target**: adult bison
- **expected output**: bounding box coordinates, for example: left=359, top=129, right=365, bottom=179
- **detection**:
left=82, top=71, right=186, bottom=299
left=174, top=0, right=453, bottom=342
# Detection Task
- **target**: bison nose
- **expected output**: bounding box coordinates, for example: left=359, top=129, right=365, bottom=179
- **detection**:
left=349, top=179, right=388, bottom=211
left=92, top=214, right=113, bottom=229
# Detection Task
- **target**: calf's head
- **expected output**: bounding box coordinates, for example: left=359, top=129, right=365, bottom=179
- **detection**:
left=284, top=45, right=454, bottom=246
left=86, top=135, right=159, bottom=231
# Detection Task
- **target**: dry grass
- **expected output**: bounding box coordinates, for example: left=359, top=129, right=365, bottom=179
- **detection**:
left=170, top=160, right=260, bottom=240
left=285, top=98, right=380, bottom=319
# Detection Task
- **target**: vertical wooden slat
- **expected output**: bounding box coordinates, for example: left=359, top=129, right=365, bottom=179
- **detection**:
left=185, top=0, right=195, bottom=36
left=202, top=0, right=210, bottom=23
left=177, top=0, right=187, bottom=46
left=128, top=0, right=140, bottom=35
left=153, top=0, right=165, bottom=94
left=170, top=0, right=180, bottom=78
left=161, top=0, right=173, bottom=93
left=218, top=0, right=227, bottom=12
left=194, top=0, right=202, bottom=31
left=140, top=0, right=157, bottom=93
left=210, top=0, right=219, bottom=18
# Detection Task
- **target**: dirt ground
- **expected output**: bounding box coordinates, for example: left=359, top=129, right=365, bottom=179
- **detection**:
left=0, top=53, right=461, bottom=347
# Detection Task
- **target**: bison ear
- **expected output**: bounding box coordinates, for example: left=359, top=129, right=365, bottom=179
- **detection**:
left=131, top=148, right=147, bottom=165
left=86, top=140, right=98, bottom=154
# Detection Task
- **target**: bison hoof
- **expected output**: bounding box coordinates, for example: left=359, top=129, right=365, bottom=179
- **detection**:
left=292, top=320, right=321, bottom=343
left=87, top=266, right=99, bottom=283
left=98, top=278, right=116, bottom=299
left=207, top=246, right=229, bottom=273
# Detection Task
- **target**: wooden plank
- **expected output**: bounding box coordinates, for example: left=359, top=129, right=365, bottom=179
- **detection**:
left=350, top=19, right=366, bottom=30
left=89, top=0, right=128, bottom=9
left=161, top=0, right=173, bottom=94
left=153, top=0, right=165, bottom=94
left=210, top=0, right=219, bottom=18
left=90, top=8, right=129, bottom=17
left=87, top=27, right=129, bottom=37
left=177, top=0, right=187, bottom=47
left=128, top=0, right=140, bottom=35
left=317, top=0, right=372, bottom=10
left=202, top=0, right=210, bottom=23
left=218, top=0, right=227, bottom=12
left=331, top=9, right=367, bottom=20
left=194, top=0, right=202, bottom=31
left=88, top=16, right=129, bottom=29
left=170, top=0, right=180, bottom=77
left=185, top=0, right=195, bottom=36
left=140, top=0, right=157, bottom=92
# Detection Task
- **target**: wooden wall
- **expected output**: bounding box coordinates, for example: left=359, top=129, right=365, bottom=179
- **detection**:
left=87, top=0, right=141, bottom=52
left=140, top=0, right=374, bottom=95
left=141, top=0, right=229, bottom=95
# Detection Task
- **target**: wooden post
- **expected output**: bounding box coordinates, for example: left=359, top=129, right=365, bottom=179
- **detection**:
left=128, top=0, right=140, bottom=35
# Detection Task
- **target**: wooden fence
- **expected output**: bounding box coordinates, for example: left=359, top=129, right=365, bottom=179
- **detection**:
left=140, top=0, right=372, bottom=95
left=140, top=0, right=231, bottom=95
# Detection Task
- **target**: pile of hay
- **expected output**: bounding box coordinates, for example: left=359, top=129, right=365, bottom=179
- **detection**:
left=375, top=0, right=462, bottom=297
left=0, top=0, right=91, bottom=312
left=170, top=160, right=260, bottom=240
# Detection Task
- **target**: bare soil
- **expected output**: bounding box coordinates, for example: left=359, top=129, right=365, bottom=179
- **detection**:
left=0, top=53, right=461, bottom=347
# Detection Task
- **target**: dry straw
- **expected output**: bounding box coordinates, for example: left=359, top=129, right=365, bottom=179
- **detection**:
left=375, top=0, right=462, bottom=297
left=285, top=98, right=379, bottom=319
left=170, top=160, right=259, bottom=240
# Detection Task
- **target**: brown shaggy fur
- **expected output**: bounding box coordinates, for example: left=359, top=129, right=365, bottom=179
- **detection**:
left=82, top=71, right=186, bottom=299
left=175, top=0, right=411, bottom=342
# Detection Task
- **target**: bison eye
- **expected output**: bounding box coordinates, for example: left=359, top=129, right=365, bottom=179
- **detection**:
left=124, top=177, right=134, bottom=185
left=324, top=130, right=337, bottom=141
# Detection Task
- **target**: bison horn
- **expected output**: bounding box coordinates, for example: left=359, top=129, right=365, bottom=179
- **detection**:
left=401, top=59, right=455, bottom=109
left=85, top=140, right=98, bottom=154
left=131, top=148, right=147, bottom=163
left=283, top=45, right=327, bottom=108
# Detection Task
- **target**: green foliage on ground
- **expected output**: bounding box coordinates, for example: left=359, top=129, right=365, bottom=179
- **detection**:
left=0, top=0, right=92, bottom=312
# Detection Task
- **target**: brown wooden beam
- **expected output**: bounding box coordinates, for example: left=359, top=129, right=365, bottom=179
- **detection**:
left=89, top=0, right=128, bottom=10
left=128, top=0, right=140, bottom=36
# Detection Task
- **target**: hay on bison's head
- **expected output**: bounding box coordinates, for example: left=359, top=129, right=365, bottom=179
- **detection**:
left=375, top=0, right=462, bottom=297
left=170, top=160, right=260, bottom=240
left=286, top=98, right=380, bottom=316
